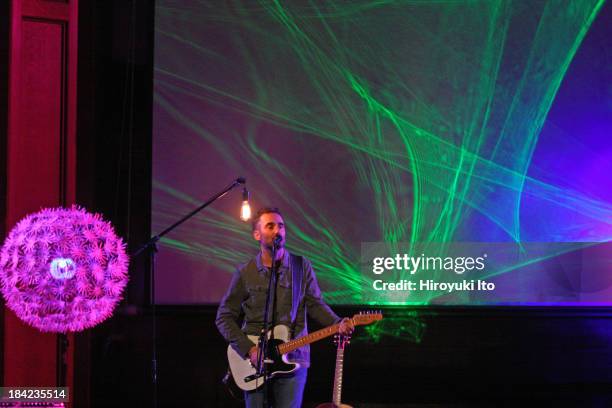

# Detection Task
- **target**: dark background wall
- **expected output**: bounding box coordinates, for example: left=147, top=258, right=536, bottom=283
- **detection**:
left=1, top=1, right=611, bottom=407
left=75, top=0, right=154, bottom=401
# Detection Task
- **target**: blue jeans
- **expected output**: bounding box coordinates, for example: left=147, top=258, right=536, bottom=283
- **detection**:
left=244, top=368, right=307, bottom=408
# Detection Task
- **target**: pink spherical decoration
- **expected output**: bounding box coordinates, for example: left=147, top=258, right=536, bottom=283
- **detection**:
left=0, top=206, right=129, bottom=332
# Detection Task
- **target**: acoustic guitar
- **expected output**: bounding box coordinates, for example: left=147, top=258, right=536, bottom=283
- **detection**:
left=315, top=333, right=353, bottom=408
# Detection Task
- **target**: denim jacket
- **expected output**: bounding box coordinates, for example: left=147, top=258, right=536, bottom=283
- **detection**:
left=215, top=250, right=340, bottom=368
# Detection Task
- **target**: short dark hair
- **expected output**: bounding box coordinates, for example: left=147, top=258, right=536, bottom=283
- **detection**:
left=252, top=207, right=282, bottom=231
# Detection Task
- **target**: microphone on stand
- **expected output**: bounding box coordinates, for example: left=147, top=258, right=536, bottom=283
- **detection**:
left=273, top=235, right=283, bottom=272
left=273, top=235, right=283, bottom=247
left=240, top=187, right=251, bottom=221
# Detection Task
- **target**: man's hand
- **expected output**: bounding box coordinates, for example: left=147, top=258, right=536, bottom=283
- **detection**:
left=248, top=345, right=259, bottom=367
left=338, top=317, right=354, bottom=336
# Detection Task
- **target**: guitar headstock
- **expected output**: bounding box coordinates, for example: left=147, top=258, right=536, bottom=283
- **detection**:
left=351, top=310, right=383, bottom=326
left=334, top=333, right=351, bottom=349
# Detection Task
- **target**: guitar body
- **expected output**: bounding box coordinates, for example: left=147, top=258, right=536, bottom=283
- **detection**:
left=227, top=325, right=300, bottom=391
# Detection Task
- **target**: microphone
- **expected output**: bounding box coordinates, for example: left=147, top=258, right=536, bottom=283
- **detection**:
left=273, top=235, right=282, bottom=247
left=240, top=187, right=251, bottom=221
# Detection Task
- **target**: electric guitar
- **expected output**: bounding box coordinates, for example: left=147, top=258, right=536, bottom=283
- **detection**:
left=227, top=311, right=383, bottom=391
left=315, top=333, right=353, bottom=408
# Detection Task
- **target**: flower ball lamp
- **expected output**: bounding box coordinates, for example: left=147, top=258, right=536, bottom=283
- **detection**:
left=0, top=206, right=129, bottom=332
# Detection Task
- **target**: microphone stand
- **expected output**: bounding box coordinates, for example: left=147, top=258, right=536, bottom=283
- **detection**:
left=131, top=177, right=247, bottom=408
left=255, top=237, right=281, bottom=408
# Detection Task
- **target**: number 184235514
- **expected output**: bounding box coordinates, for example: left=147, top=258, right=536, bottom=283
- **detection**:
left=1, top=387, right=69, bottom=402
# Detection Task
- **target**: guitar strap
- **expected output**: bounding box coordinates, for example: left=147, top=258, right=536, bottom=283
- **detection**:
left=289, top=253, right=303, bottom=337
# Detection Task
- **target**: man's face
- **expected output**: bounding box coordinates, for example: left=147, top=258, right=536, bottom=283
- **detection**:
left=253, top=212, right=285, bottom=250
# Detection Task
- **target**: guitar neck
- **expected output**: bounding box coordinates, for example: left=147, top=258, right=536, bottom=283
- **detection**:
left=332, top=346, right=345, bottom=406
left=277, top=322, right=342, bottom=355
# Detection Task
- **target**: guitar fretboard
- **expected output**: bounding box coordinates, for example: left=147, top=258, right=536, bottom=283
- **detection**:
left=277, top=322, right=342, bottom=355
left=332, top=346, right=345, bottom=406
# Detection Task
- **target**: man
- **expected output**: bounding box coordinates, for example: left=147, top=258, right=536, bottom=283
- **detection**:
left=216, top=207, right=353, bottom=407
